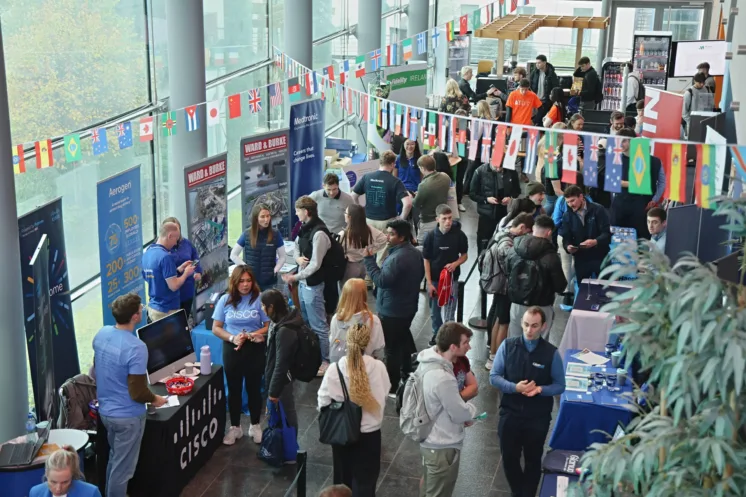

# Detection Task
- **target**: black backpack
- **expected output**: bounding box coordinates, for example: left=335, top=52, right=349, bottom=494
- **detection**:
left=320, top=228, right=347, bottom=282
left=507, top=256, right=544, bottom=305
left=286, top=322, right=322, bottom=382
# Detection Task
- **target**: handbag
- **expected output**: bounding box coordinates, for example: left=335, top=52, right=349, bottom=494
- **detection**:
left=277, top=400, right=299, bottom=462
left=258, top=400, right=298, bottom=466
left=318, top=363, right=362, bottom=446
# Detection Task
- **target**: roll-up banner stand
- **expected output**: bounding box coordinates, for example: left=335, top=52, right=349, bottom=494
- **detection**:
left=240, top=130, right=292, bottom=239
left=289, top=100, right=326, bottom=224
left=184, top=153, right=229, bottom=324
left=97, top=166, right=146, bottom=326
left=18, top=198, right=80, bottom=419
left=30, top=235, right=55, bottom=422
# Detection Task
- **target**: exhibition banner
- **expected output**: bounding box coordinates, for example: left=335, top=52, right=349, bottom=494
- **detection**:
left=18, top=198, right=80, bottom=416
left=289, top=100, right=325, bottom=222
left=184, top=153, right=229, bottom=324
left=641, top=88, right=684, bottom=194
left=97, top=166, right=146, bottom=326
left=240, top=130, right=292, bottom=239
left=30, top=235, right=55, bottom=422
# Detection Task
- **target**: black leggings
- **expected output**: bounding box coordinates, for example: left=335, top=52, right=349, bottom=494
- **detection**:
left=180, top=299, right=193, bottom=320
left=222, top=340, right=265, bottom=426
left=332, top=430, right=382, bottom=497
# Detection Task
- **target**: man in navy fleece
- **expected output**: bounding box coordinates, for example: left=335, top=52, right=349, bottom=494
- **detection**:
left=490, top=306, right=565, bottom=497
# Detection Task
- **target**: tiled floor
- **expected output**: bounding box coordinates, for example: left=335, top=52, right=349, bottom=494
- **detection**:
left=178, top=200, right=569, bottom=497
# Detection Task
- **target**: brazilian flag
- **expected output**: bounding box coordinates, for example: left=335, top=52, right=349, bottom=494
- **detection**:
left=64, top=133, right=82, bottom=163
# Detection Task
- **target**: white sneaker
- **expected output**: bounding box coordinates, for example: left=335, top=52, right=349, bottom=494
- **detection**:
left=222, top=426, right=243, bottom=445
left=317, top=361, right=329, bottom=377
left=485, top=354, right=495, bottom=371
left=458, top=203, right=466, bottom=212
left=249, top=424, right=263, bottom=444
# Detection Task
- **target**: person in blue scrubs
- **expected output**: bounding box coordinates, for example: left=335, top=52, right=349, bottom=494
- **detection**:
left=211, top=266, right=270, bottom=446
left=162, top=217, right=202, bottom=320
left=141, top=221, right=196, bottom=322
left=30, top=445, right=101, bottom=497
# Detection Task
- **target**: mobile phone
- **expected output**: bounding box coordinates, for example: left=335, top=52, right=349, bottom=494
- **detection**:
left=591, top=304, right=600, bottom=311
left=190, top=259, right=199, bottom=267
left=473, top=412, right=488, bottom=421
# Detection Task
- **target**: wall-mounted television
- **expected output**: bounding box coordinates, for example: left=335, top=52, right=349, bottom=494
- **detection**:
left=671, top=40, right=727, bottom=78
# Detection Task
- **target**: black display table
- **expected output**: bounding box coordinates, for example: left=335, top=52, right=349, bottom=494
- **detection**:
left=96, top=367, right=226, bottom=497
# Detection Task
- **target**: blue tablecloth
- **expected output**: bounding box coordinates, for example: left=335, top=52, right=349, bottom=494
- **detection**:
left=548, top=349, right=634, bottom=451
left=191, top=322, right=249, bottom=414
left=539, top=472, right=580, bottom=497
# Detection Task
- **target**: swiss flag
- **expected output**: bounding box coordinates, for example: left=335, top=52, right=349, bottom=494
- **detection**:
left=228, top=94, right=242, bottom=119
left=139, top=117, right=153, bottom=142
left=491, top=124, right=507, bottom=167
left=207, top=101, right=220, bottom=126
left=503, top=125, right=522, bottom=170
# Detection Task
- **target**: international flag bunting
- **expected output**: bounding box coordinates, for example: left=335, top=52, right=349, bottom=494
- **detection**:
left=582, top=135, right=600, bottom=188
left=481, top=123, right=493, bottom=164
left=139, top=117, right=154, bottom=141
left=288, top=78, right=302, bottom=102
left=448, top=116, right=458, bottom=154
left=382, top=101, right=389, bottom=130
left=439, top=114, right=448, bottom=150
left=389, top=100, right=396, bottom=131
left=12, top=144, right=25, bottom=174
left=511, top=0, right=518, bottom=13
left=446, top=21, right=455, bottom=42
left=117, top=122, right=133, bottom=149
left=161, top=113, right=177, bottom=137
left=248, top=88, right=262, bottom=112
left=491, top=125, right=507, bottom=167
left=185, top=105, right=199, bottom=132
left=469, top=121, right=482, bottom=160
left=228, top=94, right=242, bottom=118
left=35, top=140, right=53, bottom=168
left=339, top=60, right=349, bottom=84
left=499, top=0, right=507, bottom=17
left=524, top=129, right=539, bottom=175
left=347, top=88, right=354, bottom=114
left=370, top=97, right=377, bottom=125
left=402, top=39, right=413, bottom=61
left=417, top=33, right=427, bottom=55
left=605, top=136, right=623, bottom=193
left=488, top=3, right=495, bottom=22
left=428, top=112, right=437, bottom=148
left=305, top=72, right=317, bottom=96
left=420, top=110, right=429, bottom=147
left=409, top=108, right=419, bottom=139
left=504, top=125, right=522, bottom=170
left=665, top=143, right=687, bottom=202
left=432, top=27, right=440, bottom=49
left=395, top=105, right=403, bottom=135
left=561, top=134, right=578, bottom=184
left=355, top=55, right=366, bottom=77
left=696, top=144, right=715, bottom=209
left=731, top=146, right=746, bottom=184
left=92, top=127, right=109, bottom=155
left=472, top=9, right=482, bottom=30
left=457, top=122, right=467, bottom=158
left=269, top=82, right=283, bottom=107
left=370, top=49, right=382, bottom=71
left=363, top=94, right=369, bottom=123
left=325, top=65, right=336, bottom=84
left=544, top=132, right=558, bottom=178
left=387, top=44, right=398, bottom=66
left=459, top=15, right=468, bottom=35
left=628, top=138, right=652, bottom=195
left=64, top=133, right=82, bottom=162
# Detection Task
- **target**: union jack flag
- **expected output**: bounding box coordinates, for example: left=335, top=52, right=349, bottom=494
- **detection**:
left=269, top=82, right=282, bottom=107
left=248, top=89, right=262, bottom=113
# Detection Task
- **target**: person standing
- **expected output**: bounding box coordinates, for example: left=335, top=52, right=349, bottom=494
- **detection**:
left=647, top=207, right=667, bottom=253
left=282, top=196, right=332, bottom=376
left=530, top=55, right=560, bottom=124
left=506, top=79, right=543, bottom=126
left=310, top=173, right=355, bottom=235
left=141, top=222, right=196, bottom=322
left=458, top=66, right=496, bottom=103
left=682, top=72, right=715, bottom=136
left=541, top=88, right=567, bottom=128
left=463, top=100, right=496, bottom=196
left=318, top=323, right=390, bottom=497
left=211, top=266, right=270, bottom=445
left=490, top=306, right=565, bottom=497
left=696, top=62, right=716, bottom=93
left=572, top=57, right=602, bottom=113
left=417, top=322, right=478, bottom=497
left=162, top=217, right=202, bottom=321
left=423, top=205, right=468, bottom=346
left=230, top=203, right=287, bottom=290
left=560, top=185, right=611, bottom=285
left=93, top=293, right=166, bottom=497
left=625, top=63, right=643, bottom=112
left=415, top=156, right=451, bottom=245
left=395, top=139, right=423, bottom=194
left=440, top=79, right=472, bottom=114
left=338, top=204, right=387, bottom=286
left=363, top=219, right=424, bottom=395
left=329, top=278, right=386, bottom=363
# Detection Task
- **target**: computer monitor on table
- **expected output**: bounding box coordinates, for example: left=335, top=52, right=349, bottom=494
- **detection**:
left=136, top=310, right=196, bottom=384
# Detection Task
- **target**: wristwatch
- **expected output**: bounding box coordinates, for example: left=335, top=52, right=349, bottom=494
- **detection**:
left=229, top=335, right=235, bottom=344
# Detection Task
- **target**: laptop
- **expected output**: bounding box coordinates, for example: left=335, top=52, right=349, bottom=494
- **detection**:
left=0, top=425, right=50, bottom=467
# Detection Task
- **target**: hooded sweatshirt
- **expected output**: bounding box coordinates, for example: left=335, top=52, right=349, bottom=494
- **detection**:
left=417, top=347, right=478, bottom=450
left=329, top=311, right=386, bottom=363
left=505, top=235, right=567, bottom=306
left=265, top=309, right=303, bottom=398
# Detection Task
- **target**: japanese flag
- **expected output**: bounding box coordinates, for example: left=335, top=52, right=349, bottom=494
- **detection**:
left=503, top=125, right=523, bottom=170
left=207, top=100, right=220, bottom=126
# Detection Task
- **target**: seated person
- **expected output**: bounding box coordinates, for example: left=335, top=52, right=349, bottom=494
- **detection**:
left=30, top=445, right=102, bottom=497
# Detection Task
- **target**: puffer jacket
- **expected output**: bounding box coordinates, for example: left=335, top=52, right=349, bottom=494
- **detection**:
left=265, top=309, right=302, bottom=398
left=469, top=163, right=521, bottom=220
left=505, top=235, right=567, bottom=306
left=363, top=242, right=424, bottom=318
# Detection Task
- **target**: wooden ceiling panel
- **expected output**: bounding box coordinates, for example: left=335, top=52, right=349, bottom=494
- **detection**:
left=474, top=14, right=610, bottom=40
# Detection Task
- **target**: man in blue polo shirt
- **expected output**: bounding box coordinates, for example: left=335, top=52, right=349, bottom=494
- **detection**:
left=142, top=221, right=196, bottom=322
left=94, top=293, right=166, bottom=497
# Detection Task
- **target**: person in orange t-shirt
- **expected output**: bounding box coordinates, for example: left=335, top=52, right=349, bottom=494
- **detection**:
left=506, top=79, right=543, bottom=126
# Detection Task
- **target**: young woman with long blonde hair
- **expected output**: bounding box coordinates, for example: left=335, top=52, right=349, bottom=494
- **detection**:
left=318, top=323, right=390, bottom=497
left=329, top=278, right=385, bottom=363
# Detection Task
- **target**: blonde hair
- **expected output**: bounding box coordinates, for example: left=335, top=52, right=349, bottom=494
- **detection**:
left=445, top=79, right=462, bottom=99
left=345, top=323, right=379, bottom=414
left=538, top=122, right=568, bottom=152
left=460, top=66, right=473, bottom=78
left=45, top=445, right=82, bottom=480
left=335, top=279, right=373, bottom=324
left=476, top=100, right=492, bottom=120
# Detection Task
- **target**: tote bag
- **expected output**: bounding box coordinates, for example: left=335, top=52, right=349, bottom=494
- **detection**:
left=318, top=364, right=362, bottom=446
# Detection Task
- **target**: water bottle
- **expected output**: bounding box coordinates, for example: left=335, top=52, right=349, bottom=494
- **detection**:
left=200, top=345, right=211, bottom=375
left=25, top=413, right=37, bottom=442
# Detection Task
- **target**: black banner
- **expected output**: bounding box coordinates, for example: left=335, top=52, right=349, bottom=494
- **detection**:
left=30, top=235, right=55, bottom=422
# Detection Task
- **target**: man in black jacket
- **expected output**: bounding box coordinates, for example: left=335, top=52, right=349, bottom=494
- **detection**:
left=530, top=55, right=560, bottom=125
left=470, top=161, right=521, bottom=251
left=572, top=56, right=601, bottom=113
left=459, top=66, right=497, bottom=103
left=559, top=185, right=611, bottom=286
left=504, top=215, right=567, bottom=339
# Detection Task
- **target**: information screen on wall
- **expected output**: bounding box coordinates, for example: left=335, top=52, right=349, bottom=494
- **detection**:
left=240, top=130, right=291, bottom=240
left=184, top=153, right=229, bottom=323
left=97, top=166, right=146, bottom=326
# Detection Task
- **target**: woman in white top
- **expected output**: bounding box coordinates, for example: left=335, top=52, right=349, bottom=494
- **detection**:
left=329, top=278, right=385, bottom=363
left=318, top=323, right=391, bottom=497
left=338, top=204, right=386, bottom=287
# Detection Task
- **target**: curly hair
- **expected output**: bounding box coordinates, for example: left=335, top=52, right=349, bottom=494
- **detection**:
left=345, top=323, right=380, bottom=414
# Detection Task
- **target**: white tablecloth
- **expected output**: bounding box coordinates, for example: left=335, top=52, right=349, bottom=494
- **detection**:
left=558, top=310, right=616, bottom=358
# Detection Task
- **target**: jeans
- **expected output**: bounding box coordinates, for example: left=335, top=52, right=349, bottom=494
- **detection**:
left=430, top=283, right=458, bottom=336
left=101, top=414, right=146, bottom=497
left=557, top=235, right=575, bottom=293
left=299, top=280, right=330, bottom=362
left=498, top=412, right=551, bottom=497
left=543, top=195, right=557, bottom=219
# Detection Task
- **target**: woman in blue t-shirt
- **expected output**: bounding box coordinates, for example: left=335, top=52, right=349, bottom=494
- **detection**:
left=211, top=266, right=270, bottom=446
left=394, top=139, right=422, bottom=193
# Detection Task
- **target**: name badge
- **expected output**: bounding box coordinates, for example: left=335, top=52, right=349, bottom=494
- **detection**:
left=532, top=362, right=545, bottom=369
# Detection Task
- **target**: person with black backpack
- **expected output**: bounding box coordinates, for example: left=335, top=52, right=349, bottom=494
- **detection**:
left=624, top=63, right=645, bottom=113
left=571, top=56, right=602, bottom=113
left=504, top=215, right=567, bottom=339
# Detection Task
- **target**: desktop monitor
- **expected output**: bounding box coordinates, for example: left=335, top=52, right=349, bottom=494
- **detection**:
left=136, top=310, right=196, bottom=384
left=476, top=77, right=508, bottom=96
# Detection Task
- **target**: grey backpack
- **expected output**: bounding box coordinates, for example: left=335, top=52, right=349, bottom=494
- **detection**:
left=399, top=362, right=446, bottom=442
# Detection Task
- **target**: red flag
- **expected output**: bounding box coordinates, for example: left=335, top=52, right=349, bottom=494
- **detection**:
left=491, top=125, right=507, bottom=167
left=228, top=94, right=242, bottom=119
left=561, top=134, right=579, bottom=184
left=459, top=15, right=468, bottom=35
left=511, top=0, right=518, bottom=12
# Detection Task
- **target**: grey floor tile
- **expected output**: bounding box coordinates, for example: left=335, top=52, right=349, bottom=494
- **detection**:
left=453, top=474, right=494, bottom=496
left=257, top=463, right=332, bottom=497
left=375, top=474, right=423, bottom=495
left=384, top=437, right=424, bottom=478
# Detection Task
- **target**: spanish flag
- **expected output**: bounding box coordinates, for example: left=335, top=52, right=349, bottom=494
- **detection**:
left=35, top=139, right=53, bottom=168
left=665, top=143, right=687, bottom=202
left=695, top=144, right=714, bottom=209
left=12, top=144, right=25, bottom=174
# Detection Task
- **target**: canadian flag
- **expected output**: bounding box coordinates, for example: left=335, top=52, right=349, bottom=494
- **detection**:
left=503, top=125, right=523, bottom=170
left=207, top=101, right=220, bottom=126
left=139, top=117, right=153, bottom=142
left=562, top=133, right=579, bottom=184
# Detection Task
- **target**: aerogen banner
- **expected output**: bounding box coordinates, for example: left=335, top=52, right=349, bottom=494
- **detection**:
left=240, top=130, right=292, bottom=239
left=289, top=99, right=325, bottom=222
left=184, top=153, right=229, bottom=323
left=97, top=166, right=146, bottom=326
left=18, top=198, right=80, bottom=417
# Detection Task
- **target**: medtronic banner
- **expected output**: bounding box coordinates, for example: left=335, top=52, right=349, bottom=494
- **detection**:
left=19, top=198, right=80, bottom=415
left=289, top=100, right=325, bottom=222
left=97, top=166, right=146, bottom=326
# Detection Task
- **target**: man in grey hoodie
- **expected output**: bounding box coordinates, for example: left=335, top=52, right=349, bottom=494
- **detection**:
left=418, top=322, right=478, bottom=497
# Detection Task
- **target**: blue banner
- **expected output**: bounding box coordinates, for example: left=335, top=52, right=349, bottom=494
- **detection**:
left=19, top=198, right=80, bottom=414
left=97, top=166, right=146, bottom=326
left=289, top=100, right=325, bottom=222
